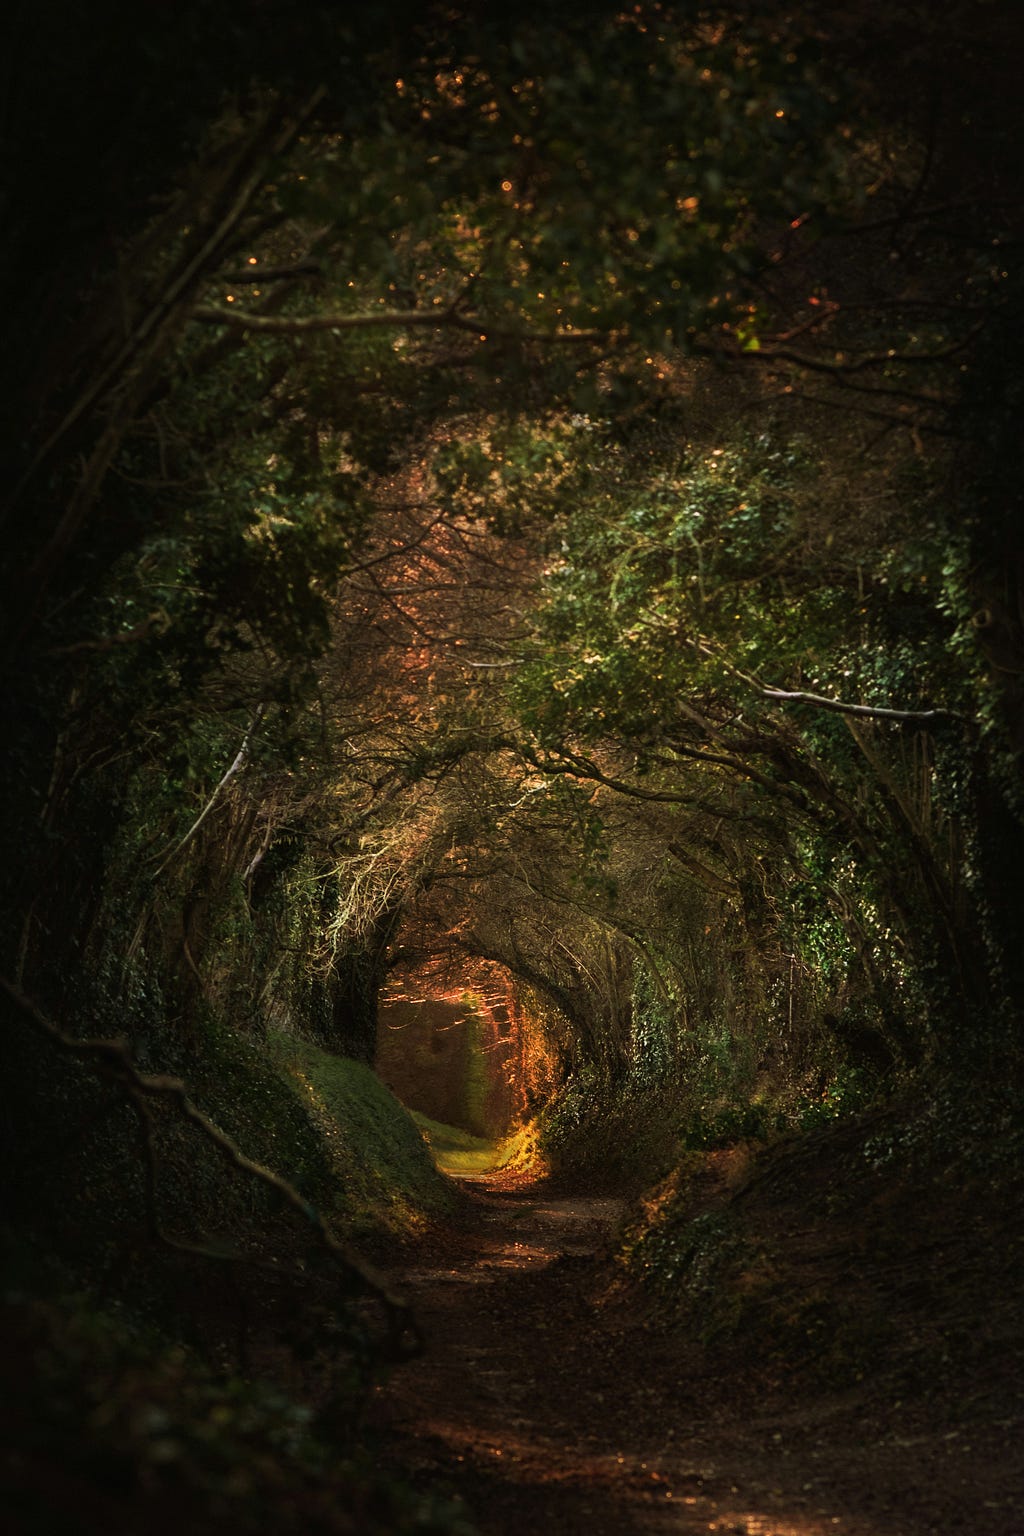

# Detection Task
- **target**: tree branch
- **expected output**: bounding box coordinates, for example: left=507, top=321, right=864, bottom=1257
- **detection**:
left=191, top=302, right=605, bottom=345
left=149, top=707, right=265, bottom=879
left=759, top=688, right=970, bottom=724
left=733, top=325, right=982, bottom=379
left=219, top=258, right=324, bottom=283
left=46, top=611, right=170, bottom=658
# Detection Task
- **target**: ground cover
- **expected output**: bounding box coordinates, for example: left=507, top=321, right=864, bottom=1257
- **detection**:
left=270, top=1034, right=460, bottom=1235
left=370, top=1105, right=1024, bottom=1535
left=412, top=1114, right=547, bottom=1180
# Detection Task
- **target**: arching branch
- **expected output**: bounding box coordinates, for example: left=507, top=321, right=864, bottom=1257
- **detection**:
left=149, top=706, right=266, bottom=880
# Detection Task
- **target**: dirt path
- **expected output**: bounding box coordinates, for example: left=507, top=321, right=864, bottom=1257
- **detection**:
left=369, top=1169, right=1020, bottom=1536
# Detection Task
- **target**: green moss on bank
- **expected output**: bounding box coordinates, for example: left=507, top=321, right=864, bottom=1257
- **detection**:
left=411, top=1112, right=499, bottom=1174
left=270, top=1034, right=460, bottom=1235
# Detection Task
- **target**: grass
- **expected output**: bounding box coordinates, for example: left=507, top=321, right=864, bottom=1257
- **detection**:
left=411, top=1112, right=502, bottom=1174
left=268, top=1033, right=461, bottom=1234
left=411, top=1112, right=548, bottom=1177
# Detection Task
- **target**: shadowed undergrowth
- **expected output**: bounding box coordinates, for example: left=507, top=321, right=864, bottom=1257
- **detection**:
left=622, top=1087, right=1024, bottom=1407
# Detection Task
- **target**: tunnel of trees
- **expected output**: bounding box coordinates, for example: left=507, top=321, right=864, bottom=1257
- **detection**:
left=2, top=3, right=1023, bottom=1532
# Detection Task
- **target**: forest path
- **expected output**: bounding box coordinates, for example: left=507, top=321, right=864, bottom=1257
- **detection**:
left=366, top=1169, right=953, bottom=1536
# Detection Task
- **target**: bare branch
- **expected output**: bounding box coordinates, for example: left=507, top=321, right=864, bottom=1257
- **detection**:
left=517, top=740, right=784, bottom=804
left=191, top=302, right=605, bottom=345
left=149, top=706, right=265, bottom=878
left=759, top=688, right=970, bottom=725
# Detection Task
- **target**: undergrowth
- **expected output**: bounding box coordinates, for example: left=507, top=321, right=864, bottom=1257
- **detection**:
left=538, top=1075, right=682, bottom=1188
left=0, top=1282, right=475, bottom=1536
left=622, top=1080, right=1024, bottom=1395
left=679, top=1065, right=879, bottom=1150
left=536, top=1054, right=883, bottom=1189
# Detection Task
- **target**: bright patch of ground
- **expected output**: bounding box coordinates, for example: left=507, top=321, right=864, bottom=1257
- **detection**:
left=411, top=1114, right=546, bottom=1178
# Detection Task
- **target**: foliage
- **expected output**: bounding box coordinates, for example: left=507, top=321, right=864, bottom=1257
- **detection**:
left=0, top=1286, right=474, bottom=1536
left=505, top=410, right=1000, bottom=1053
left=677, top=1065, right=878, bottom=1149
left=7, top=0, right=1021, bottom=1111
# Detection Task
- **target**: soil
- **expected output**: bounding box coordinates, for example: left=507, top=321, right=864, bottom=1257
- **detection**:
left=369, top=1164, right=1024, bottom=1536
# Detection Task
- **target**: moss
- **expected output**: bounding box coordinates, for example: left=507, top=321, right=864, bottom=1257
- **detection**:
left=188, top=1023, right=335, bottom=1207
left=411, top=1113, right=499, bottom=1175
left=459, top=1003, right=490, bottom=1138
left=409, top=1112, right=549, bottom=1178
left=269, top=1034, right=460, bottom=1236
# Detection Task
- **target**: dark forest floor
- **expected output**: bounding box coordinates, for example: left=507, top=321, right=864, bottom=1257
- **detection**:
left=5, top=1100, right=1022, bottom=1535
left=369, top=1154, right=1024, bottom=1536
